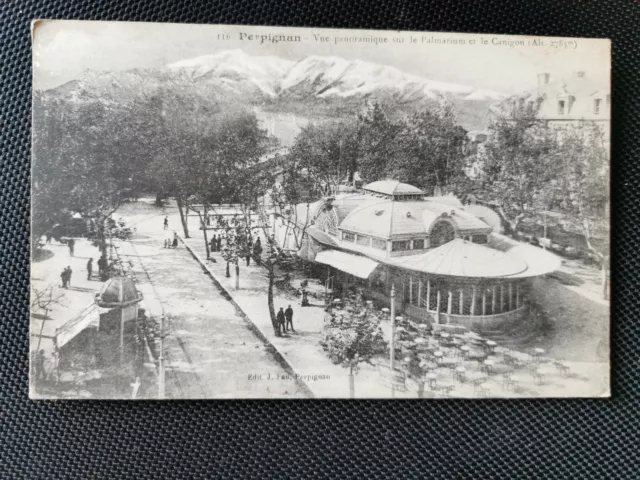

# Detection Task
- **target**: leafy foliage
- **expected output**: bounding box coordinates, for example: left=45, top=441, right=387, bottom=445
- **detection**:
left=320, top=290, right=387, bottom=372
left=283, top=101, right=469, bottom=196
left=483, top=106, right=561, bottom=233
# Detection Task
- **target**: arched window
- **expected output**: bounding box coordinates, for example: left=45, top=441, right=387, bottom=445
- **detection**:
left=316, top=207, right=339, bottom=237
left=430, top=220, right=456, bottom=248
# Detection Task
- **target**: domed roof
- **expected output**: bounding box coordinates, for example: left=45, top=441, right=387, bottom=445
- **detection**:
left=95, top=276, right=142, bottom=308
left=339, top=200, right=492, bottom=239
left=362, top=180, right=424, bottom=196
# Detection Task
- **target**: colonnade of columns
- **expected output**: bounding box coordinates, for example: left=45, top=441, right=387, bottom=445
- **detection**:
left=408, top=276, right=523, bottom=318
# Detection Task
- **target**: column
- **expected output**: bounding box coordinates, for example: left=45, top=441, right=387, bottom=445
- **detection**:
left=509, top=283, right=513, bottom=311
left=409, top=276, right=413, bottom=305
left=447, top=289, right=453, bottom=314
left=459, top=289, right=464, bottom=315
left=436, top=289, right=441, bottom=324
left=482, top=288, right=486, bottom=316
left=491, top=286, right=496, bottom=315
left=516, top=284, right=520, bottom=308
left=471, top=285, right=476, bottom=316
left=426, top=279, right=431, bottom=311
left=418, top=279, right=422, bottom=308
left=500, top=284, right=505, bottom=313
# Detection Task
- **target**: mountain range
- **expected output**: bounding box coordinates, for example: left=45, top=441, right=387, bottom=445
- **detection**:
left=41, top=49, right=507, bottom=131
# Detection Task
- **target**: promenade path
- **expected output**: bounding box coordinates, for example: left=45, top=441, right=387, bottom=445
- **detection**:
left=115, top=201, right=308, bottom=399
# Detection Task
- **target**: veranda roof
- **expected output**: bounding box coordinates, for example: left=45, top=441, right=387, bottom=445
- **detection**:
left=487, top=233, right=562, bottom=278
left=314, top=250, right=379, bottom=279
left=387, top=238, right=528, bottom=278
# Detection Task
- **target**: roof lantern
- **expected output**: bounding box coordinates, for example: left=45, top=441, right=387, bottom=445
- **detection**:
left=362, top=180, right=425, bottom=200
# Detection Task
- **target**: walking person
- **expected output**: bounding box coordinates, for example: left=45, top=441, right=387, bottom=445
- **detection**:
left=163, top=216, right=169, bottom=230
left=66, top=265, right=73, bottom=288
left=285, top=304, right=295, bottom=332
left=216, top=234, right=222, bottom=252
left=45, top=232, right=52, bottom=244
left=68, top=238, right=75, bottom=257
left=172, top=232, right=179, bottom=249
left=97, top=255, right=107, bottom=277
left=60, top=268, right=68, bottom=288
left=276, top=307, right=286, bottom=335
left=87, top=258, right=93, bottom=280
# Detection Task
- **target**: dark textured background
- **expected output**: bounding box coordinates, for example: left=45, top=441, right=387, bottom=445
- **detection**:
left=1, top=1, right=638, bottom=478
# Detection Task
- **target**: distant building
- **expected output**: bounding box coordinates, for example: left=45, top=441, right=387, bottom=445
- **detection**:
left=493, top=71, right=611, bottom=141
left=294, top=180, right=560, bottom=331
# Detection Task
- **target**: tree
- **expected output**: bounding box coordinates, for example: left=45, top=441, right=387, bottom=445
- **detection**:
left=286, top=121, right=360, bottom=196
left=320, top=291, right=387, bottom=398
left=284, top=101, right=470, bottom=197
left=483, top=104, right=560, bottom=235
left=554, top=123, right=610, bottom=299
left=32, top=96, right=139, bottom=258
left=219, top=214, right=252, bottom=289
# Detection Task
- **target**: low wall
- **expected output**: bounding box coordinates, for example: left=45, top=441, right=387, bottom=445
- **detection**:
left=403, top=304, right=528, bottom=331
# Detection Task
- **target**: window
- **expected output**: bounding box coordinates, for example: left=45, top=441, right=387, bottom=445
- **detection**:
left=356, top=234, right=371, bottom=247
left=412, top=239, right=425, bottom=250
left=594, top=98, right=602, bottom=115
left=557, top=100, right=565, bottom=115
left=472, top=234, right=488, bottom=244
left=342, top=231, right=355, bottom=242
left=371, top=238, right=387, bottom=250
left=392, top=240, right=411, bottom=252
left=429, top=221, right=456, bottom=248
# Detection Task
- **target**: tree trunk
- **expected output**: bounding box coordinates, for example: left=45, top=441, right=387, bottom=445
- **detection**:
left=176, top=197, right=190, bottom=238
left=235, top=262, right=240, bottom=290
left=267, top=262, right=280, bottom=336
left=98, top=217, right=108, bottom=259
left=226, top=262, right=230, bottom=278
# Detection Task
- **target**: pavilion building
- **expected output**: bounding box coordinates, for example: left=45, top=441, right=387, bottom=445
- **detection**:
left=295, top=180, right=560, bottom=330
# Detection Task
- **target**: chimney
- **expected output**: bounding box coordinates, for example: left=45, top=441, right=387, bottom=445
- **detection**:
left=537, top=73, right=550, bottom=86
left=575, top=71, right=586, bottom=78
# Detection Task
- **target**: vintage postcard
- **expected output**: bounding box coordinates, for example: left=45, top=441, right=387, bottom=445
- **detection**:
left=31, top=20, right=610, bottom=399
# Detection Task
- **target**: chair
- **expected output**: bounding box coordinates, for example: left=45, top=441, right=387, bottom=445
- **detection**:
left=532, top=369, right=546, bottom=385
left=554, top=362, right=570, bottom=377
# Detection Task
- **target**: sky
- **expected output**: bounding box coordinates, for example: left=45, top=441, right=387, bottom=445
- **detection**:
left=32, top=20, right=611, bottom=93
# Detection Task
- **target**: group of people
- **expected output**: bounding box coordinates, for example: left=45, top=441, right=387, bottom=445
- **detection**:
left=164, top=232, right=179, bottom=249
left=60, top=265, right=73, bottom=288
left=209, top=234, right=223, bottom=253
left=276, top=305, right=295, bottom=334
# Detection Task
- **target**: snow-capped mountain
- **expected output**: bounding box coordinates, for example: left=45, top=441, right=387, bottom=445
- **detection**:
left=168, top=49, right=294, bottom=98
left=165, top=51, right=506, bottom=105
left=42, top=51, right=506, bottom=130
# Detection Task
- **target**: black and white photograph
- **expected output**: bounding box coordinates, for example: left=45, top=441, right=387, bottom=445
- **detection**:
left=30, top=21, right=610, bottom=399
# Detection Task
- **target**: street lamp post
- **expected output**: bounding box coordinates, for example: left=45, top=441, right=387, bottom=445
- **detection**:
left=390, top=284, right=396, bottom=397
left=158, top=314, right=165, bottom=399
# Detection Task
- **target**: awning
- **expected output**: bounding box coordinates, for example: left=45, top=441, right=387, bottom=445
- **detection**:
left=314, top=250, right=379, bottom=279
